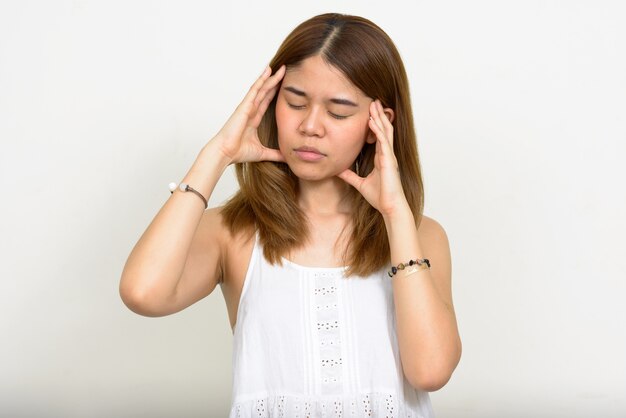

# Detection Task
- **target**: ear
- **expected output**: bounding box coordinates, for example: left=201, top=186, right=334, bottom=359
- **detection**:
left=383, top=107, right=395, bottom=124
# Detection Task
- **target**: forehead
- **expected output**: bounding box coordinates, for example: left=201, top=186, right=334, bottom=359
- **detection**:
left=282, top=55, right=367, bottom=100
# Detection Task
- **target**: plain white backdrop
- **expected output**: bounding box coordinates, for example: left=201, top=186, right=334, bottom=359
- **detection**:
left=1, top=0, right=625, bottom=417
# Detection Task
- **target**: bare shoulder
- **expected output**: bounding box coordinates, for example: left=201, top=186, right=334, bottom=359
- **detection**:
left=200, top=206, right=252, bottom=245
left=417, top=214, right=451, bottom=250
left=197, top=207, right=229, bottom=258
left=199, top=206, right=227, bottom=234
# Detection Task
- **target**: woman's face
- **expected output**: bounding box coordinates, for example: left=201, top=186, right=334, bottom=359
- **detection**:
left=275, top=55, right=375, bottom=181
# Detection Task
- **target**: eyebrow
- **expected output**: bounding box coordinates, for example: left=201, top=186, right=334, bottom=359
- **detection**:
left=283, top=86, right=358, bottom=107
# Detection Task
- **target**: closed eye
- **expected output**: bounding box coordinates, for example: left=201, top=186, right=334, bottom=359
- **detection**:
left=329, top=112, right=348, bottom=120
left=288, top=103, right=349, bottom=120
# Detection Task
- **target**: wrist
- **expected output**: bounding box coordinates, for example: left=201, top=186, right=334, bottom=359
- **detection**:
left=181, top=140, right=232, bottom=194
left=381, top=200, right=413, bottom=224
left=199, top=137, right=235, bottom=169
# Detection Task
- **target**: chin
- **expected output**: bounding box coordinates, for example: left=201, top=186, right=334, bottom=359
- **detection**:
left=287, top=162, right=333, bottom=182
left=290, top=168, right=326, bottom=182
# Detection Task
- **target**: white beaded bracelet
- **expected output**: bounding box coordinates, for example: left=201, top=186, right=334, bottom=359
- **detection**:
left=168, top=182, right=208, bottom=209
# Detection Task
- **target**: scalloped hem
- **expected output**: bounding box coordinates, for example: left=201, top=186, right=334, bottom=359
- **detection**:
left=229, top=391, right=432, bottom=418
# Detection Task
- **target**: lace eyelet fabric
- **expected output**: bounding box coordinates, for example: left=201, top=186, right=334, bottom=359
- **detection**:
left=232, top=392, right=422, bottom=418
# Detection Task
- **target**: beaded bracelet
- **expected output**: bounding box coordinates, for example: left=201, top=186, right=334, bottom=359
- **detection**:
left=388, top=258, right=430, bottom=278
left=168, top=182, right=208, bottom=209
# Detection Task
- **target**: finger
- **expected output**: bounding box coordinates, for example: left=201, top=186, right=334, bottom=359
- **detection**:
left=250, top=66, right=272, bottom=99
left=368, top=116, right=392, bottom=155
left=376, top=100, right=394, bottom=145
left=253, top=65, right=286, bottom=108
left=239, top=66, right=273, bottom=113
left=371, top=104, right=393, bottom=156
left=337, top=168, right=363, bottom=190
left=370, top=115, right=400, bottom=172
left=251, top=67, right=286, bottom=126
left=259, top=146, right=286, bottom=163
left=371, top=101, right=395, bottom=152
left=250, top=84, right=278, bottom=127
left=369, top=101, right=385, bottom=134
left=370, top=120, right=397, bottom=169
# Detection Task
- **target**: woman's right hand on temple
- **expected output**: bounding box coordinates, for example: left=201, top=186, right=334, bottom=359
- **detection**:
left=212, top=65, right=287, bottom=164
left=119, top=65, right=287, bottom=318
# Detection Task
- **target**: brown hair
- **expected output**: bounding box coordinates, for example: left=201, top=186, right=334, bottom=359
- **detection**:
left=222, top=13, right=424, bottom=277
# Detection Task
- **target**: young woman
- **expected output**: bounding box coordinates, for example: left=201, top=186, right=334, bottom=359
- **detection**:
left=120, top=13, right=461, bottom=417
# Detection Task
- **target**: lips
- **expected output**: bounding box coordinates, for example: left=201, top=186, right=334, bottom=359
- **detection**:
left=294, top=146, right=326, bottom=162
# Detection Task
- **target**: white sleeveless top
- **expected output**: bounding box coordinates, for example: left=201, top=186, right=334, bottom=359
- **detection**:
left=229, top=235, right=434, bottom=417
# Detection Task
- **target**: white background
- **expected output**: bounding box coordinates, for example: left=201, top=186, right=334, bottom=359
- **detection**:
left=1, top=0, right=625, bottom=417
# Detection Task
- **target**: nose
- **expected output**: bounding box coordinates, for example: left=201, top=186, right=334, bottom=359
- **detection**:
left=298, top=106, right=325, bottom=138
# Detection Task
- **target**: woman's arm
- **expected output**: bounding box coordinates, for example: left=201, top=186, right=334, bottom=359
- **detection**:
left=384, top=208, right=462, bottom=392
left=118, top=145, right=230, bottom=317
left=338, top=99, right=461, bottom=391
left=119, top=65, right=286, bottom=317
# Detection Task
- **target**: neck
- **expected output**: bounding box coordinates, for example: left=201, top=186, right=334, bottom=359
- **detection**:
left=298, top=177, right=352, bottom=215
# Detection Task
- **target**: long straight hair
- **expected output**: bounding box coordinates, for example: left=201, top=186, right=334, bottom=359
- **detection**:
left=222, top=13, right=424, bottom=277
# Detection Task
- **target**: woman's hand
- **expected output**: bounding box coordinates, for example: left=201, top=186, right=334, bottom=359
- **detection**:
left=338, top=99, right=409, bottom=217
left=211, top=65, right=287, bottom=164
